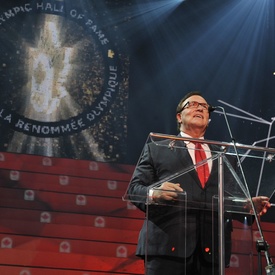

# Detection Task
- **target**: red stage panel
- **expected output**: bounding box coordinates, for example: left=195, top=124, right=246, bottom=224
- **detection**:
left=0, top=151, right=274, bottom=275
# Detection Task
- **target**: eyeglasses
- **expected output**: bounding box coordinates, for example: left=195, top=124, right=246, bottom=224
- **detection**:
left=179, top=101, right=209, bottom=112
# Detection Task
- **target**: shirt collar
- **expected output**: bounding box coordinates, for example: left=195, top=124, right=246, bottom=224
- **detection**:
left=180, top=131, right=204, bottom=144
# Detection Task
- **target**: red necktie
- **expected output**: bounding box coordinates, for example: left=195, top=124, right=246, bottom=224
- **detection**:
left=195, top=143, right=209, bottom=188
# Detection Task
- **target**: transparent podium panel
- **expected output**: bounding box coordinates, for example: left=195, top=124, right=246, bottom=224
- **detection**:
left=123, top=133, right=275, bottom=275
left=212, top=195, right=254, bottom=275
left=145, top=189, right=187, bottom=275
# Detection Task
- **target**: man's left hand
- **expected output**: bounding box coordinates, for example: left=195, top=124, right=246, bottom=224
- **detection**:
left=252, top=196, right=271, bottom=216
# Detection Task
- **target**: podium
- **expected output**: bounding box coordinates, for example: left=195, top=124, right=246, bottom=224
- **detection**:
left=123, top=133, right=275, bottom=275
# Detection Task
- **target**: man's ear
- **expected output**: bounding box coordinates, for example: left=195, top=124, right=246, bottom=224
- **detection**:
left=176, top=113, right=181, bottom=123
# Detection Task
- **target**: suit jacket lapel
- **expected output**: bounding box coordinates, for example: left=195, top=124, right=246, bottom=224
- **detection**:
left=172, top=139, right=220, bottom=188
left=173, top=139, right=202, bottom=186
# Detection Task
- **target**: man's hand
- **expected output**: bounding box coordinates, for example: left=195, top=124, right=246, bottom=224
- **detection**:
left=251, top=196, right=271, bottom=216
left=152, top=182, right=183, bottom=202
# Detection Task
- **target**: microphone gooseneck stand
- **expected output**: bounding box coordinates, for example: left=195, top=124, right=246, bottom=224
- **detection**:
left=215, top=106, right=275, bottom=275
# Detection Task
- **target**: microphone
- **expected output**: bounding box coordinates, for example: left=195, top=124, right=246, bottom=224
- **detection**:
left=208, top=105, right=217, bottom=112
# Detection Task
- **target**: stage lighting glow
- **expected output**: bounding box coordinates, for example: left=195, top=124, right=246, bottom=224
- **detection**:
left=125, top=0, right=183, bottom=27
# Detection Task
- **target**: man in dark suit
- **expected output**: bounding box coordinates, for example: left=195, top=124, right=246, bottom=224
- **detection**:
left=126, top=91, right=270, bottom=275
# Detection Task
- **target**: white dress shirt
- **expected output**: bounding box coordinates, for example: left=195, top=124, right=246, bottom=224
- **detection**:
left=180, top=132, right=212, bottom=172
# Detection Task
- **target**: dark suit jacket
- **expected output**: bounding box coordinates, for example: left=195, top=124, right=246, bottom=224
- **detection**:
left=127, top=138, right=244, bottom=265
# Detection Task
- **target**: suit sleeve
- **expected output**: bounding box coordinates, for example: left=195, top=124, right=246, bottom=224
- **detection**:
left=126, top=143, right=158, bottom=212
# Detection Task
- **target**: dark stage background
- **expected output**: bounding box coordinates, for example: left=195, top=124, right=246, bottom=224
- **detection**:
left=0, top=0, right=275, bottom=207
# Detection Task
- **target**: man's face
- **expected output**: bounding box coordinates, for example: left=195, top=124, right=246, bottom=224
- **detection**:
left=177, top=95, right=210, bottom=135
